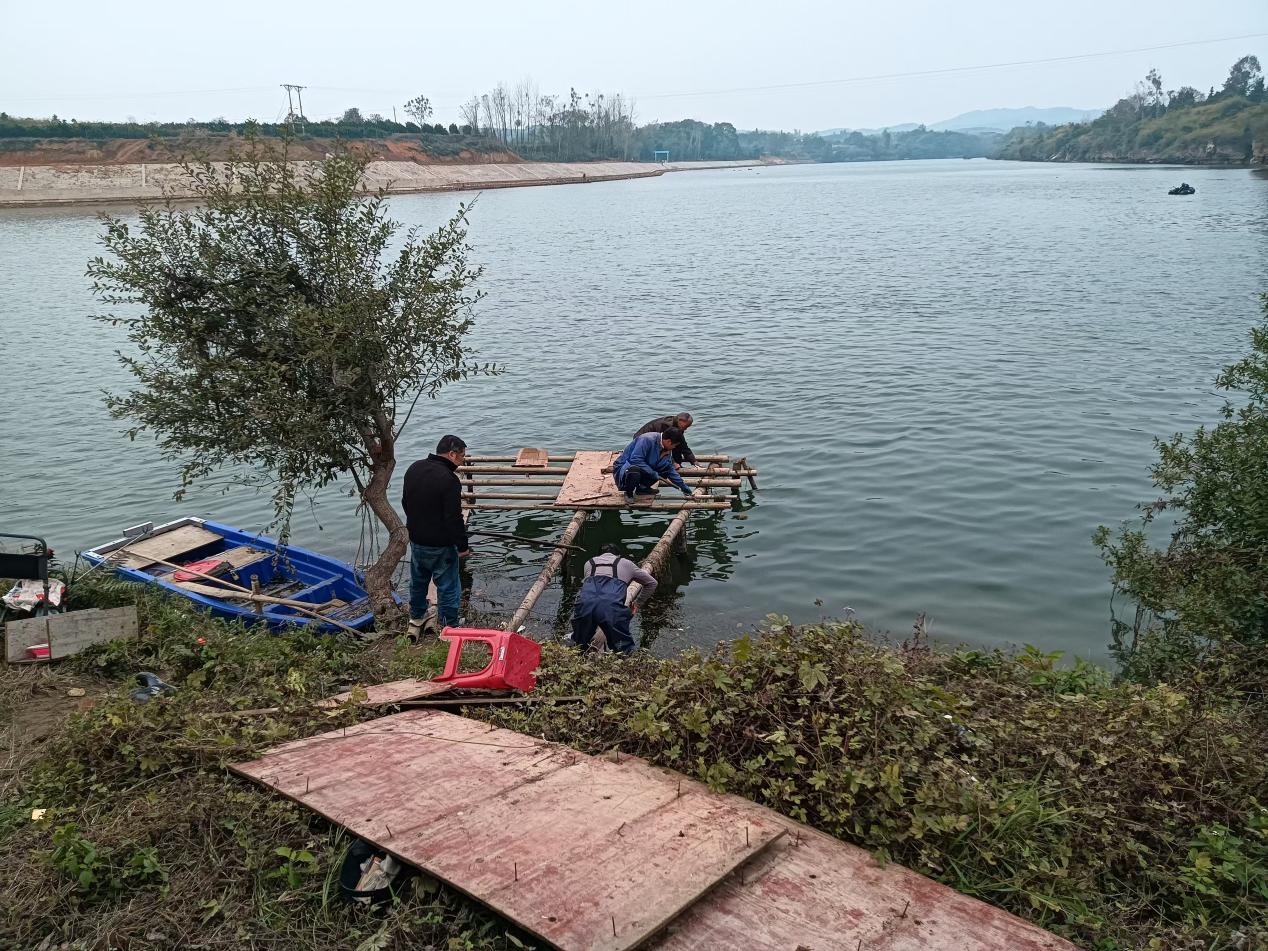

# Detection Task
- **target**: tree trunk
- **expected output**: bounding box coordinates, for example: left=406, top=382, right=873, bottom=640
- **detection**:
left=361, top=442, right=409, bottom=621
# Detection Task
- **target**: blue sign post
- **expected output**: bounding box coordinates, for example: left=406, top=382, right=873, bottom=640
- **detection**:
left=654, top=150, right=670, bottom=164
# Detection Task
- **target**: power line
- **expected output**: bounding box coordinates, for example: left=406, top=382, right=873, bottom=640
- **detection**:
left=633, top=32, right=1268, bottom=100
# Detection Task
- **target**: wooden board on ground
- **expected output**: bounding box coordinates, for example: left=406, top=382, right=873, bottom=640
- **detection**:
left=232, top=710, right=783, bottom=951
left=113, top=524, right=222, bottom=568
left=512, top=448, right=549, bottom=467
left=5, top=606, right=139, bottom=663
left=316, top=678, right=454, bottom=708
left=652, top=822, right=1075, bottom=951
left=554, top=450, right=623, bottom=507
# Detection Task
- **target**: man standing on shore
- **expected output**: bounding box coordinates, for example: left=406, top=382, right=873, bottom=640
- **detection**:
left=401, top=434, right=470, bottom=639
left=634, top=412, right=699, bottom=469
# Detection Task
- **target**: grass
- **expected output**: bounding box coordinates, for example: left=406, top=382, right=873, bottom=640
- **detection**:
left=2, top=578, right=1265, bottom=950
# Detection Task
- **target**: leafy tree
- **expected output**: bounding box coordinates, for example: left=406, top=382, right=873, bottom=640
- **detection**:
left=404, top=95, right=433, bottom=127
left=448, top=122, right=459, bottom=135
left=1096, top=295, right=1268, bottom=672
left=1221, top=55, right=1262, bottom=99
left=339, top=107, right=363, bottom=124
left=87, top=139, right=494, bottom=617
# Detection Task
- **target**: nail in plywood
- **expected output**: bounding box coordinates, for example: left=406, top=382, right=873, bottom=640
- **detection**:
left=5, top=606, right=139, bottom=663
left=554, top=450, right=623, bottom=507
left=652, top=822, right=1077, bottom=951
left=317, top=678, right=454, bottom=708
left=112, top=524, right=222, bottom=568
left=231, top=710, right=782, bottom=951
left=512, top=448, right=549, bottom=468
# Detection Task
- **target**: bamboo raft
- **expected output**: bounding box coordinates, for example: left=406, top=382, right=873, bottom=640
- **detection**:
left=457, top=449, right=758, bottom=632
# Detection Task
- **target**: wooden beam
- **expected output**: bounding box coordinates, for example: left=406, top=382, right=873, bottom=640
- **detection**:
left=505, top=510, right=588, bottom=632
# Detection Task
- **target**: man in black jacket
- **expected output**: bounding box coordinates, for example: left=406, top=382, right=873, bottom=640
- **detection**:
left=401, top=434, right=470, bottom=638
left=634, top=412, right=698, bottom=468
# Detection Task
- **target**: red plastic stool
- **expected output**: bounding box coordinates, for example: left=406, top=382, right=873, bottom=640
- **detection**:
left=432, top=628, right=541, bottom=692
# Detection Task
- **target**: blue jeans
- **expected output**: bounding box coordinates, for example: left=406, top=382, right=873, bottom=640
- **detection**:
left=409, top=544, right=461, bottom=626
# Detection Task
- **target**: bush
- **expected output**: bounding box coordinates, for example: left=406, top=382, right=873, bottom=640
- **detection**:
left=1096, top=295, right=1268, bottom=680
left=479, top=621, right=1268, bottom=949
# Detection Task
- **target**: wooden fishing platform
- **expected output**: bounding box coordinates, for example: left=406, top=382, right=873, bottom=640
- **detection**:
left=232, top=710, right=1076, bottom=951
left=457, top=449, right=758, bottom=633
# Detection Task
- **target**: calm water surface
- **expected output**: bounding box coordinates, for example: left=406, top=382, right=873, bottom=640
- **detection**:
left=2, top=160, right=1265, bottom=659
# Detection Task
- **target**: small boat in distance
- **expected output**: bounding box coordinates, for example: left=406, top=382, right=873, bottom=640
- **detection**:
left=82, top=517, right=374, bottom=634
left=1168, top=183, right=1196, bottom=195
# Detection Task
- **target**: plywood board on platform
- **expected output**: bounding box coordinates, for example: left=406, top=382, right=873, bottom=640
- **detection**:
left=652, top=823, right=1076, bottom=951
left=554, top=450, right=623, bottom=507
left=5, top=606, right=139, bottom=663
left=113, top=524, right=222, bottom=568
left=512, top=448, right=549, bottom=467
left=232, top=710, right=782, bottom=951
left=317, top=678, right=454, bottom=708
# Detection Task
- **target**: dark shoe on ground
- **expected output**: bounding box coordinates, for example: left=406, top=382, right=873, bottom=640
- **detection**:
left=634, top=487, right=658, bottom=497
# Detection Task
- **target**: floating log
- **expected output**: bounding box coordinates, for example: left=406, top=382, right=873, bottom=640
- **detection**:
left=506, top=510, right=588, bottom=632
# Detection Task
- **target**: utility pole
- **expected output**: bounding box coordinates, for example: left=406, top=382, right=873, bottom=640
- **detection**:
left=281, top=84, right=306, bottom=132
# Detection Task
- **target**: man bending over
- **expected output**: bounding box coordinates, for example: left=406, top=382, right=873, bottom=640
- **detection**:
left=613, top=427, right=693, bottom=504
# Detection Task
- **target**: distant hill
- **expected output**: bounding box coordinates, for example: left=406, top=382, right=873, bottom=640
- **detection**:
left=930, top=107, right=1102, bottom=131
left=815, top=122, right=920, bottom=136
left=816, top=107, right=1101, bottom=138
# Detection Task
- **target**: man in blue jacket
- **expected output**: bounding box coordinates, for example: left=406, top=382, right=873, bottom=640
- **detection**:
left=612, top=427, right=694, bottom=504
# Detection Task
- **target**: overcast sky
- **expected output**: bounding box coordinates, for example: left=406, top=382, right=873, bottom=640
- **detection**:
left=4, top=1, right=1265, bottom=131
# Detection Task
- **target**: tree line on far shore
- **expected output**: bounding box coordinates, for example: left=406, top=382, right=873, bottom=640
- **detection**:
left=2, top=54, right=1264, bottom=165
left=996, top=55, right=1267, bottom=164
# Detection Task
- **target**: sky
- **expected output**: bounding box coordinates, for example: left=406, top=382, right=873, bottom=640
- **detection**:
left=3, top=1, right=1265, bottom=131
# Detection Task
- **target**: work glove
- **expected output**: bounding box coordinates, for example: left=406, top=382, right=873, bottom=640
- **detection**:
left=682, top=488, right=693, bottom=498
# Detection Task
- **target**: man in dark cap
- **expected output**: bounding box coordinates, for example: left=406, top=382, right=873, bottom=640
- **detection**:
left=569, top=543, right=658, bottom=655
left=401, top=434, right=470, bottom=639
left=634, top=412, right=698, bottom=468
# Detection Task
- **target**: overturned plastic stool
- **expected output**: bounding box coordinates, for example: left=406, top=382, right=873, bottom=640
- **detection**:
left=433, top=628, right=541, bottom=692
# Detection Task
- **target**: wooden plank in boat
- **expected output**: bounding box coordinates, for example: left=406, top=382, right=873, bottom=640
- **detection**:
left=116, top=525, right=222, bottom=568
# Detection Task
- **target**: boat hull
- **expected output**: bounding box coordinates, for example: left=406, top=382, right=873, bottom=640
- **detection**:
left=81, top=517, right=375, bottom=634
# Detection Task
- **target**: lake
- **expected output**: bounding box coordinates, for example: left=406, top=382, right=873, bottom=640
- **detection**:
left=2, top=159, right=1265, bottom=659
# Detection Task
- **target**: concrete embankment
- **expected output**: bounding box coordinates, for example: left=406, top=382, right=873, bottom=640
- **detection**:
left=0, top=159, right=762, bottom=207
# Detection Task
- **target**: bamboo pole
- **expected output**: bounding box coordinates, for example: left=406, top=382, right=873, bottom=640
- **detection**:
left=463, top=501, right=732, bottom=512
left=462, top=476, right=741, bottom=488
left=459, top=465, right=573, bottom=476
left=461, top=491, right=561, bottom=502
left=506, top=510, right=588, bottom=632
left=626, top=463, right=722, bottom=605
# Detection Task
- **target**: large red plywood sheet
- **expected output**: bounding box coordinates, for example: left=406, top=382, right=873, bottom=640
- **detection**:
left=232, top=710, right=781, bottom=951
left=652, top=823, right=1077, bottom=951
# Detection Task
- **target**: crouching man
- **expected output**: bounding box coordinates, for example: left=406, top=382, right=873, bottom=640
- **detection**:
left=612, top=427, right=693, bottom=504
left=570, top=544, right=658, bottom=656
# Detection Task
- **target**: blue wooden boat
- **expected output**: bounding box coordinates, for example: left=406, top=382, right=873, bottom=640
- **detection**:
left=81, top=517, right=374, bottom=634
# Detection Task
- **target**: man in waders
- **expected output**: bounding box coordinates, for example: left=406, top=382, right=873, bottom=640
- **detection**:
left=570, top=544, right=658, bottom=655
